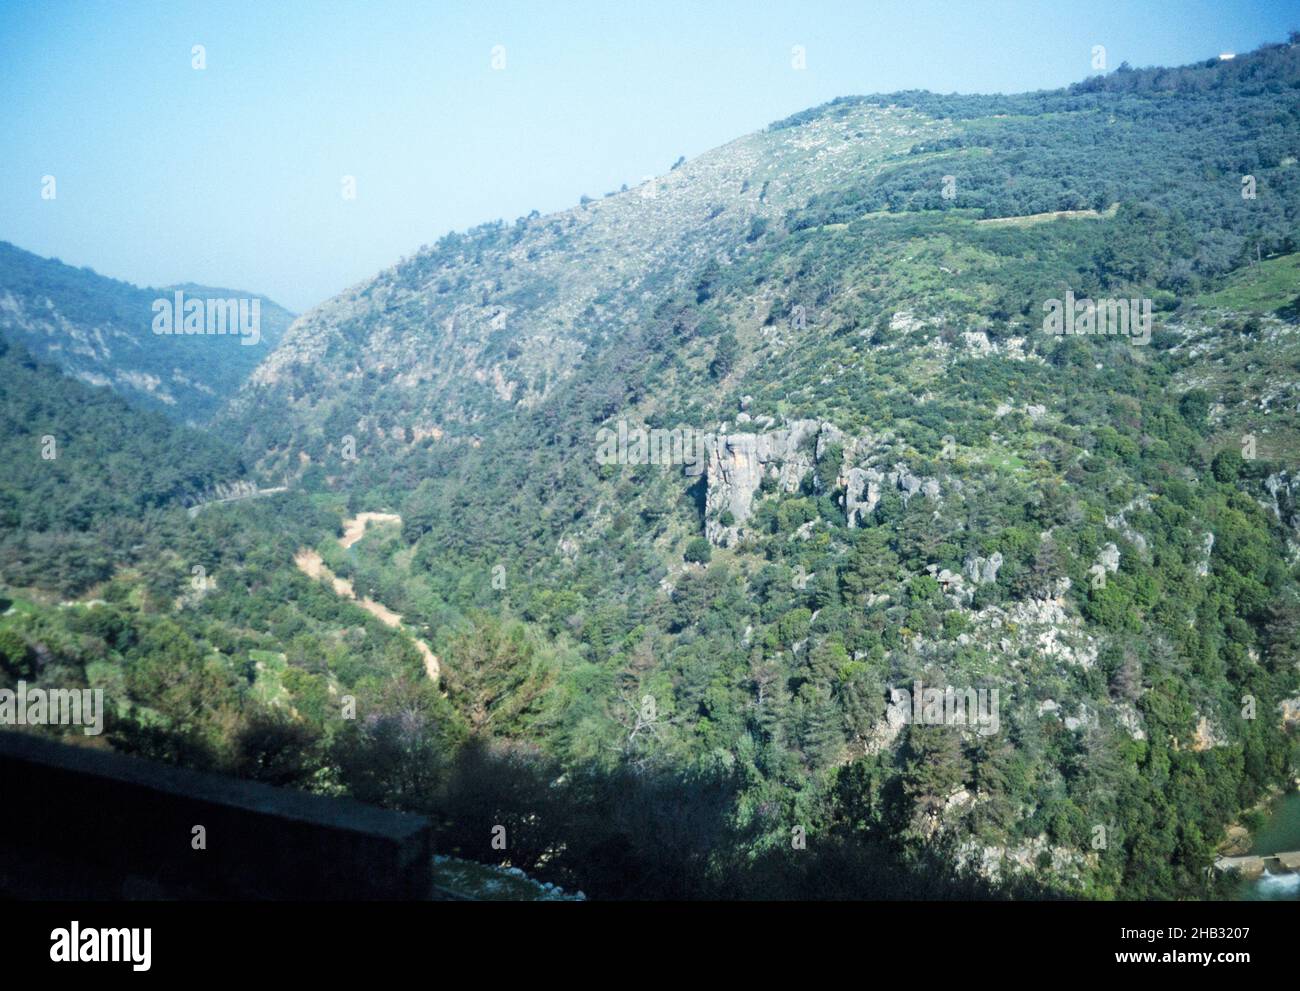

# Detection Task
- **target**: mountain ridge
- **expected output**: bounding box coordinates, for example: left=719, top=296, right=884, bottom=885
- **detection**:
left=0, top=240, right=295, bottom=423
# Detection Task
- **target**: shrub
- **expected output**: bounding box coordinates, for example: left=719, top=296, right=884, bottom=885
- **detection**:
left=684, top=537, right=713, bottom=564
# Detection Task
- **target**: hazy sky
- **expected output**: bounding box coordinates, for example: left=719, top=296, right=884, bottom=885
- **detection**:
left=2, top=0, right=1295, bottom=312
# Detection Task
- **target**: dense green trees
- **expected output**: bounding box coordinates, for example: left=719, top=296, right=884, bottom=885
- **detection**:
left=0, top=338, right=249, bottom=593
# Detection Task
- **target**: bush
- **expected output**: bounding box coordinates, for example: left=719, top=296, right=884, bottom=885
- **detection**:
left=0, top=628, right=33, bottom=678
left=684, top=537, right=713, bottom=564
left=1211, top=449, right=1243, bottom=483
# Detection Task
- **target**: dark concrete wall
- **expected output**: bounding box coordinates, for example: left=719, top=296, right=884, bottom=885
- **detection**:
left=0, top=731, right=433, bottom=899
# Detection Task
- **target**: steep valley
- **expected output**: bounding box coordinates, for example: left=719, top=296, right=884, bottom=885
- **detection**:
left=3, top=38, right=1300, bottom=900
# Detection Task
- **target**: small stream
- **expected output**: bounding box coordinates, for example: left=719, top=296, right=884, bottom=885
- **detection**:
left=1234, top=791, right=1300, bottom=901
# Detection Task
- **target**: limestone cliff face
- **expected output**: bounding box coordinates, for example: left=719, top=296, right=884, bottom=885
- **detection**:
left=703, top=433, right=765, bottom=546
left=703, top=419, right=821, bottom=545
left=703, top=417, right=947, bottom=544
left=1265, top=471, right=1300, bottom=559
left=964, top=552, right=1004, bottom=586
left=842, top=463, right=942, bottom=527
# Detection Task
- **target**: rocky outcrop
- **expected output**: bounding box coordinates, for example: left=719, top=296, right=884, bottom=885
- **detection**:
left=1265, top=471, right=1300, bottom=559
left=842, top=467, right=883, bottom=525
left=1096, top=543, right=1120, bottom=574
left=1087, top=543, right=1120, bottom=587
left=962, top=594, right=1099, bottom=669
left=1195, top=531, right=1215, bottom=577
left=1279, top=696, right=1300, bottom=731
left=1115, top=703, right=1147, bottom=741
left=925, top=564, right=970, bottom=604
left=703, top=417, right=948, bottom=544
left=703, top=419, right=822, bottom=545
left=1191, top=715, right=1228, bottom=752
left=958, top=835, right=1093, bottom=886
left=842, top=461, right=943, bottom=527
left=862, top=687, right=911, bottom=755
left=1105, top=495, right=1151, bottom=556
left=704, top=434, right=764, bottom=545
left=776, top=419, right=822, bottom=493
left=1063, top=706, right=1096, bottom=732
left=964, top=551, right=1003, bottom=585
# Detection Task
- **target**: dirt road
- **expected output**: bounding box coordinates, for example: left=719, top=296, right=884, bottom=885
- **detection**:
left=339, top=512, right=403, bottom=549
left=294, top=515, right=440, bottom=682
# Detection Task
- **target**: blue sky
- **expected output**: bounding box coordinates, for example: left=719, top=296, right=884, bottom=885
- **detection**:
left=1, top=0, right=1295, bottom=312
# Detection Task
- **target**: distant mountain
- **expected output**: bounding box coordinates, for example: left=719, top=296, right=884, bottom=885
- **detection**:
left=0, top=242, right=295, bottom=423
left=0, top=336, right=248, bottom=591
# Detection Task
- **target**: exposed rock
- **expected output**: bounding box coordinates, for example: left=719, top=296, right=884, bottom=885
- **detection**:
left=1191, top=715, right=1228, bottom=751
left=814, top=422, right=845, bottom=464
left=943, top=787, right=973, bottom=814
left=1096, top=543, right=1120, bottom=574
left=842, top=461, right=942, bottom=526
left=863, top=688, right=911, bottom=754
left=926, top=564, right=970, bottom=605
left=843, top=467, right=882, bottom=526
left=703, top=419, right=831, bottom=544
left=1195, top=531, right=1214, bottom=578
left=964, top=551, right=1003, bottom=585
left=1264, top=471, right=1300, bottom=558
left=969, top=595, right=1099, bottom=669
left=889, top=310, right=924, bottom=333
left=1220, top=825, right=1251, bottom=857
left=704, top=433, right=764, bottom=546
left=1105, top=495, right=1151, bottom=556
left=1279, top=696, right=1300, bottom=731
left=776, top=419, right=822, bottom=493
left=704, top=418, right=943, bottom=541
left=1063, top=706, right=1095, bottom=732
left=958, top=835, right=1092, bottom=885
left=1114, top=703, right=1147, bottom=741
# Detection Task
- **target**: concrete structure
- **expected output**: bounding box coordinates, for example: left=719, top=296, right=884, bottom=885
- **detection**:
left=1214, top=851, right=1300, bottom=878
left=0, top=730, right=433, bottom=899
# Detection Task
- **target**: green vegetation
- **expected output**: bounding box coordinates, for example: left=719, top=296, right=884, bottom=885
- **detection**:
left=0, top=241, right=295, bottom=423
left=1195, top=252, right=1300, bottom=313
left=0, top=337, right=246, bottom=592
left=3, top=39, right=1300, bottom=900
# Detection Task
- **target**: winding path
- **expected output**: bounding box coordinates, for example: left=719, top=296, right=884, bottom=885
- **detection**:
left=294, top=513, right=440, bottom=683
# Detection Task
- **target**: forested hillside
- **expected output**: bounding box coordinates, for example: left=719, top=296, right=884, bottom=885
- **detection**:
left=0, top=343, right=462, bottom=821
left=0, top=242, right=295, bottom=423
left=0, top=337, right=248, bottom=591
left=219, top=39, right=1300, bottom=899
left=4, top=39, right=1299, bottom=900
